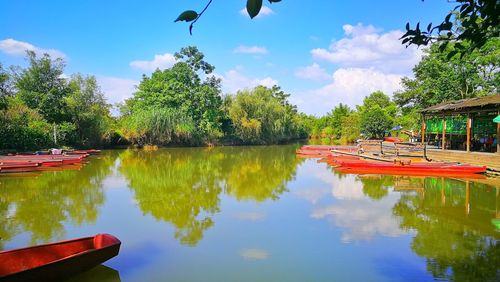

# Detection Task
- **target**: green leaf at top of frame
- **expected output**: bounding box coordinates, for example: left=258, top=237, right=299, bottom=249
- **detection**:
left=247, top=0, right=263, bottom=19
left=175, top=10, right=198, bottom=22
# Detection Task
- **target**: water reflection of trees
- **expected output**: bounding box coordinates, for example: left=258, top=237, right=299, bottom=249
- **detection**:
left=119, top=146, right=302, bottom=246
left=0, top=153, right=116, bottom=248
left=392, top=178, right=500, bottom=281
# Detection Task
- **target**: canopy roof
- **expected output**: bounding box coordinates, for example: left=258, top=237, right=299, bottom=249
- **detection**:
left=421, top=94, right=500, bottom=114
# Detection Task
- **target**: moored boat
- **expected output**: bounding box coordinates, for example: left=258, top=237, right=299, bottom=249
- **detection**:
left=0, top=234, right=121, bottom=282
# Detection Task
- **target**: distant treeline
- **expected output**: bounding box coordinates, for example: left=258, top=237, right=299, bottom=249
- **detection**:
left=0, top=47, right=309, bottom=150
left=1, top=36, right=497, bottom=150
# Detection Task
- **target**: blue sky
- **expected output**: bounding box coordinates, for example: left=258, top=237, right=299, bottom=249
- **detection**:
left=0, top=0, right=453, bottom=115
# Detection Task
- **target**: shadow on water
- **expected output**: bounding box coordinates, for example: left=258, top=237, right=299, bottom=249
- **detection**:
left=118, top=145, right=304, bottom=246
left=0, top=152, right=119, bottom=249
left=67, top=265, right=121, bottom=282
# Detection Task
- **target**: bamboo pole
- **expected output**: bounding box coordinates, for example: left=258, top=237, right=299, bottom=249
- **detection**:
left=442, top=114, right=446, bottom=150
left=466, top=113, right=471, bottom=152
left=421, top=115, right=426, bottom=145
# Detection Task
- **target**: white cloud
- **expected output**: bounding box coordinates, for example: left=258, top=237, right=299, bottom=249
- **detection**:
left=295, top=67, right=402, bottom=115
left=311, top=23, right=422, bottom=74
left=294, top=187, right=330, bottom=204
left=311, top=197, right=405, bottom=242
left=239, top=6, right=275, bottom=18
left=233, top=45, right=268, bottom=54
left=295, top=63, right=331, bottom=81
left=239, top=248, right=269, bottom=260
left=96, top=76, right=138, bottom=106
left=217, top=67, right=277, bottom=94
left=0, top=38, right=66, bottom=59
left=129, top=53, right=177, bottom=72
left=310, top=175, right=405, bottom=242
left=233, top=211, right=266, bottom=221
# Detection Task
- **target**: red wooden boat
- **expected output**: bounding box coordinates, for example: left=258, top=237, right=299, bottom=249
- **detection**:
left=0, top=234, right=121, bottom=282
left=384, top=137, right=404, bottom=143
left=0, top=163, right=40, bottom=173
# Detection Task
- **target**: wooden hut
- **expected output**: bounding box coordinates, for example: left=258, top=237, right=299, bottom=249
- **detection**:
left=421, top=95, right=500, bottom=169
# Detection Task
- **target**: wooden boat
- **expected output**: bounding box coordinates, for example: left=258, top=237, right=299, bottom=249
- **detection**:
left=0, top=163, right=40, bottom=173
left=384, top=137, right=404, bottom=143
left=0, top=234, right=121, bottom=282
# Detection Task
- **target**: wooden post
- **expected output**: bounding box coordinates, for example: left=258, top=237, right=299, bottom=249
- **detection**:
left=443, top=114, right=447, bottom=150
left=497, top=110, right=499, bottom=154
left=465, top=180, right=470, bottom=216
left=421, top=115, right=426, bottom=145
left=466, top=113, right=471, bottom=152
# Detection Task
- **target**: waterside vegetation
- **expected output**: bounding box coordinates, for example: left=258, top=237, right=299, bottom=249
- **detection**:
left=0, top=33, right=498, bottom=150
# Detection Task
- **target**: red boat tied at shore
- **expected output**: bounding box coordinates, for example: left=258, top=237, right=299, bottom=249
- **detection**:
left=0, top=234, right=121, bottom=282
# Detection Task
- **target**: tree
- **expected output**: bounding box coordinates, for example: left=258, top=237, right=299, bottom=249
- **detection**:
left=359, top=91, right=395, bottom=138
left=0, top=63, right=13, bottom=110
left=14, top=51, right=71, bottom=123
left=394, top=38, right=499, bottom=112
left=330, top=103, right=351, bottom=139
left=67, top=74, right=113, bottom=147
left=360, top=105, right=394, bottom=138
left=226, top=85, right=304, bottom=144
left=340, top=112, right=361, bottom=143
left=121, top=46, right=224, bottom=145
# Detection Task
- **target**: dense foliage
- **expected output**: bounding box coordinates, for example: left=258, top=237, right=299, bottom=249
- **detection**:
left=0, top=52, right=114, bottom=150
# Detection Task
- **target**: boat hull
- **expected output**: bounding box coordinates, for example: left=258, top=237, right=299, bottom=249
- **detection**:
left=0, top=234, right=121, bottom=282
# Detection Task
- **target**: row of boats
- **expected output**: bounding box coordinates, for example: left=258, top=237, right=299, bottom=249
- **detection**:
left=296, top=145, right=488, bottom=178
left=0, top=150, right=100, bottom=174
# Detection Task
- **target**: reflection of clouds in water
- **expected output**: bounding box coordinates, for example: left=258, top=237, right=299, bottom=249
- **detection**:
left=301, top=161, right=364, bottom=201
left=311, top=196, right=405, bottom=242
left=233, top=212, right=266, bottom=221
left=295, top=187, right=330, bottom=204
left=331, top=176, right=365, bottom=200
left=239, top=248, right=269, bottom=260
left=102, top=175, right=128, bottom=190
left=301, top=161, right=337, bottom=185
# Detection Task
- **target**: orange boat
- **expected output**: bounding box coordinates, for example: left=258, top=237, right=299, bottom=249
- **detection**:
left=0, top=234, right=121, bottom=282
left=384, top=137, right=404, bottom=143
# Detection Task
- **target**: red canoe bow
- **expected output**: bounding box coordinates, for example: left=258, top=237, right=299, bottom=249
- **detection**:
left=0, top=234, right=121, bottom=282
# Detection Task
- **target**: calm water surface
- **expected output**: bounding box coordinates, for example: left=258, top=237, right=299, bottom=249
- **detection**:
left=1, top=145, right=499, bottom=281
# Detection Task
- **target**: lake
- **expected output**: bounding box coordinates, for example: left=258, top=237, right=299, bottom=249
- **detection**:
left=1, top=145, right=499, bottom=281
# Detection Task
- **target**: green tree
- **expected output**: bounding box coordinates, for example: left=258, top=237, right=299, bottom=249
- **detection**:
left=330, top=103, right=351, bottom=139
left=358, top=91, right=396, bottom=138
left=122, top=46, right=224, bottom=145
left=0, top=97, right=53, bottom=150
left=340, top=112, right=361, bottom=143
left=67, top=74, right=113, bottom=147
left=226, top=85, right=304, bottom=144
left=360, top=105, right=394, bottom=138
left=0, top=63, right=13, bottom=110
left=14, top=51, right=71, bottom=123
left=394, top=38, right=499, bottom=112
